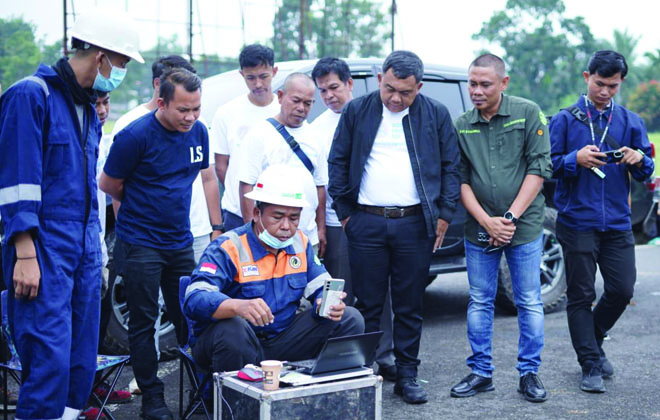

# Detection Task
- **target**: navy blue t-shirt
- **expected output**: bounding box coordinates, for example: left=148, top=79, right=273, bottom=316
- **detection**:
left=104, top=111, right=209, bottom=249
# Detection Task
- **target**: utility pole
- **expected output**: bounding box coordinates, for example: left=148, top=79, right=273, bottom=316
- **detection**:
left=390, top=0, right=396, bottom=52
left=62, top=0, right=69, bottom=56
left=188, top=0, right=194, bottom=63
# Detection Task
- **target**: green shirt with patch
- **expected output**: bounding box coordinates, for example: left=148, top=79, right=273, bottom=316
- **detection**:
left=455, top=94, right=552, bottom=247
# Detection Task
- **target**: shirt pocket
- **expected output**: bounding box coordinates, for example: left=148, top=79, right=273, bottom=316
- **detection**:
left=287, top=275, right=307, bottom=302
left=43, top=125, right=74, bottom=182
left=241, top=281, right=266, bottom=298
left=498, top=126, right=525, bottom=170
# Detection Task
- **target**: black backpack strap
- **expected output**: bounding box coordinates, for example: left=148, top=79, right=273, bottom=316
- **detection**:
left=562, top=106, right=622, bottom=150
left=266, top=117, right=314, bottom=174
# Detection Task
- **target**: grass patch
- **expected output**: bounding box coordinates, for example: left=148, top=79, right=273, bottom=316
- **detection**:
left=650, top=132, right=660, bottom=174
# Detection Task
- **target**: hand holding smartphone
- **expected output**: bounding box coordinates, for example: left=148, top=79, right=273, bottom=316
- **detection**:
left=319, top=278, right=345, bottom=318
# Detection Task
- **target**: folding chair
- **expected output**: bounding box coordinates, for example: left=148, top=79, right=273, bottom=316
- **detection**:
left=0, top=290, right=130, bottom=420
left=178, top=276, right=212, bottom=420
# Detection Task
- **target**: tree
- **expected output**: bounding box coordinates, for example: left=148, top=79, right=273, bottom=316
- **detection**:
left=602, top=29, right=641, bottom=106
left=272, top=0, right=388, bottom=61
left=628, top=80, right=660, bottom=132
left=0, top=17, right=42, bottom=88
left=474, top=0, right=599, bottom=113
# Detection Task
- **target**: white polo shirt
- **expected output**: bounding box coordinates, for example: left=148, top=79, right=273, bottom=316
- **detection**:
left=310, top=109, right=342, bottom=227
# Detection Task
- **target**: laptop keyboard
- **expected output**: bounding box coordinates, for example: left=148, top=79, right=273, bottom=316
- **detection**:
left=290, top=359, right=315, bottom=369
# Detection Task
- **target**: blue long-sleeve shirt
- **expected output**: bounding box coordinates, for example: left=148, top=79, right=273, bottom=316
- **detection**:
left=549, top=96, right=654, bottom=231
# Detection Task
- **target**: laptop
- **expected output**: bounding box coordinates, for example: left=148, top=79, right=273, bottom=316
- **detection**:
left=286, top=331, right=383, bottom=376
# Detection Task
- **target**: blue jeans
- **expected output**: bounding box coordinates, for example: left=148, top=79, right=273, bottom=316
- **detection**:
left=465, top=234, right=544, bottom=377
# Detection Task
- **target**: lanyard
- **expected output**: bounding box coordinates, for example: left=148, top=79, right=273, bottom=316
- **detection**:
left=583, top=95, right=614, bottom=149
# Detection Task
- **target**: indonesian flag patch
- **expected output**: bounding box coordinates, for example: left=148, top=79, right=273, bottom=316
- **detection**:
left=200, top=262, right=217, bottom=274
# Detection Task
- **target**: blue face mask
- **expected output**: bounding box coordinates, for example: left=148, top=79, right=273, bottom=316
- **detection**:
left=93, top=55, right=127, bottom=92
left=258, top=215, right=294, bottom=249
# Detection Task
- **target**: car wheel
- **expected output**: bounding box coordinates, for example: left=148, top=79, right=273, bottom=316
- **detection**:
left=495, top=207, right=566, bottom=314
left=103, top=274, right=180, bottom=360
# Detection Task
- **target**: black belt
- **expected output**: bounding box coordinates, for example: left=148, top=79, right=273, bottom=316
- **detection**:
left=356, top=204, right=423, bottom=218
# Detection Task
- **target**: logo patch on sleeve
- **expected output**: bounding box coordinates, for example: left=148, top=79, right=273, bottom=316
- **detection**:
left=200, top=262, right=217, bottom=274
left=242, top=265, right=260, bottom=277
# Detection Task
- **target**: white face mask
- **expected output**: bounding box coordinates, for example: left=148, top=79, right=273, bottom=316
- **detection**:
left=258, top=212, right=294, bottom=249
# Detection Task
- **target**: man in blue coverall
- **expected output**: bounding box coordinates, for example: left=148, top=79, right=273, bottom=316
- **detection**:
left=0, top=10, right=143, bottom=420
left=184, top=164, right=364, bottom=373
left=549, top=50, right=655, bottom=393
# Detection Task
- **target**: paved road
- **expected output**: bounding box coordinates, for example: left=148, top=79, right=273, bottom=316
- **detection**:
left=9, top=245, right=659, bottom=419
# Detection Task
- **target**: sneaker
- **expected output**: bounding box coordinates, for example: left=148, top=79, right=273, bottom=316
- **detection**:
left=601, top=357, right=614, bottom=379
left=93, top=381, right=133, bottom=404
left=79, top=406, right=106, bottom=419
left=598, top=346, right=614, bottom=379
left=0, top=387, right=17, bottom=412
left=517, top=372, right=547, bottom=403
left=141, top=394, right=173, bottom=420
left=393, top=377, right=428, bottom=404
left=580, top=365, right=606, bottom=393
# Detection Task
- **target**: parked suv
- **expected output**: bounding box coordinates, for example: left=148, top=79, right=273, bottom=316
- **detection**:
left=104, top=59, right=568, bottom=355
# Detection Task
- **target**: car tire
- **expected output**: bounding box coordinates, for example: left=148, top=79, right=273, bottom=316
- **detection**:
left=103, top=273, right=180, bottom=360
left=495, top=207, right=567, bottom=314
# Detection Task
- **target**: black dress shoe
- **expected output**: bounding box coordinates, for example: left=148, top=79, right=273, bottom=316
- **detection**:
left=141, top=394, right=174, bottom=420
left=450, top=373, right=494, bottom=398
left=375, top=363, right=397, bottom=382
left=517, top=372, right=547, bottom=402
left=394, top=377, right=428, bottom=404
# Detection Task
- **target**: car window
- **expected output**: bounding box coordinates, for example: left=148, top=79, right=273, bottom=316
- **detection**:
left=420, top=81, right=465, bottom=120
left=308, top=75, right=370, bottom=122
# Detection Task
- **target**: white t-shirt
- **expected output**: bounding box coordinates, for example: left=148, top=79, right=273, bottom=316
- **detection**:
left=358, top=105, right=420, bottom=206
left=237, top=120, right=328, bottom=245
left=210, top=94, right=280, bottom=217
left=111, top=104, right=212, bottom=238
left=97, top=133, right=113, bottom=267
left=310, top=109, right=342, bottom=227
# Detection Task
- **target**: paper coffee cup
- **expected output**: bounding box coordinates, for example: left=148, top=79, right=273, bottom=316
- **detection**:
left=261, top=360, right=282, bottom=390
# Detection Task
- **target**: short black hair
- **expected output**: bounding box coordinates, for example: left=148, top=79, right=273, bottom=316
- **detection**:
left=469, top=53, right=506, bottom=78
left=239, top=44, right=275, bottom=69
left=382, top=50, right=424, bottom=83
left=159, top=68, right=201, bottom=105
left=588, top=50, right=628, bottom=78
left=311, top=57, right=351, bottom=85
left=152, top=55, right=196, bottom=86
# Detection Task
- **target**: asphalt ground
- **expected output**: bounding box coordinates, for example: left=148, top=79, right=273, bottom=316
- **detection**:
left=5, top=245, right=660, bottom=419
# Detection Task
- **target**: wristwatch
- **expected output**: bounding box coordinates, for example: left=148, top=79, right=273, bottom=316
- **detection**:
left=212, top=224, right=225, bottom=232
left=503, top=211, right=518, bottom=225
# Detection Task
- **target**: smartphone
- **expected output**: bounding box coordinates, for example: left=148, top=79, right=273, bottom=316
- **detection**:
left=603, top=150, right=624, bottom=163
left=319, top=278, right=345, bottom=318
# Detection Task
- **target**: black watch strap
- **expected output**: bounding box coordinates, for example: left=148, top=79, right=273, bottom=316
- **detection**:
left=212, top=224, right=225, bottom=232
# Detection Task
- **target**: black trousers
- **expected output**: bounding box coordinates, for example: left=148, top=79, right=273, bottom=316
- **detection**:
left=323, top=225, right=354, bottom=304
left=192, top=307, right=364, bottom=373
left=345, top=210, right=434, bottom=379
left=556, top=221, right=636, bottom=368
left=115, top=237, right=194, bottom=397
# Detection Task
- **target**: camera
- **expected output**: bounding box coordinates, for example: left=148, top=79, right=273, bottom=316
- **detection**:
left=602, top=150, right=624, bottom=164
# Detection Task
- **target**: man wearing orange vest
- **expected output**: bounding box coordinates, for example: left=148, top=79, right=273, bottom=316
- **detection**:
left=183, top=165, right=364, bottom=372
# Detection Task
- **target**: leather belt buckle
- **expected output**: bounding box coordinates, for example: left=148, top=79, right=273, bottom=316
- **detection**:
left=383, top=206, right=404, bottom=218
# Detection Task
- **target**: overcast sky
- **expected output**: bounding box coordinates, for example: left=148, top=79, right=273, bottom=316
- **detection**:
left=3, top=0, right=659, bottom=70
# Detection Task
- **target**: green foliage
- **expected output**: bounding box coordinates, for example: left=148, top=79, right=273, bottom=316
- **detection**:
left=602, top=29, right=641, bottom=105
left=272, top=0, right=388, bottom=61
left=0, top=17, right=42, bottom=88
left=629, top=80, right=660, bottom=131
left=474, top=0, right=599, bottom=113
